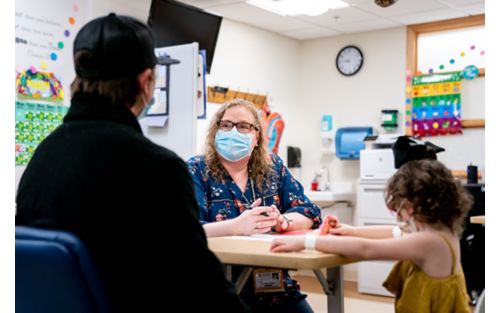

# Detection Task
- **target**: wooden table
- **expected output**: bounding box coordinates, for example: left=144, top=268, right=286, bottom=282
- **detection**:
left=470, top=215, right=485, bottom=225
left=208, top=236, right=355, bottom=313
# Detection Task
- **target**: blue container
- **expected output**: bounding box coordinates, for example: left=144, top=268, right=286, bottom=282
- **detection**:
left=335, top=127, right=374, bottom=160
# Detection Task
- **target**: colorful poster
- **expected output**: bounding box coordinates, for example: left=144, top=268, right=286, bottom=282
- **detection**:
left=411, top=72, right=462, bottom=137
left=16, top=67, right=64, bottom=102
left=15, top=0, right=88, bottom=165
left=15, top=102, right=68, bottom=165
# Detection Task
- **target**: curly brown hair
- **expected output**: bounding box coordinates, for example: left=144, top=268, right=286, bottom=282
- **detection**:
left=204, top=99, right=272, bottom=190
left=384, top=159, right=473, bottom=236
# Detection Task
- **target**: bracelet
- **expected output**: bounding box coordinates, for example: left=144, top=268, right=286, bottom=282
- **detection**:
left=304, top=235, right=318, bottom=250
left=392, top=226, right=402, bottom=238
left=282, top=219, right=290, bottom=231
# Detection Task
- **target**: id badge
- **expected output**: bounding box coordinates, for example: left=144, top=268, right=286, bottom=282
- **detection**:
left=253, top=268, right=285, bottom=293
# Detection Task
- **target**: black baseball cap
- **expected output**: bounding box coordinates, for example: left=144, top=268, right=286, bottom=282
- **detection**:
left=392, top=136, right=445, bottom=169
left=73, top=13, right=177, bottom=80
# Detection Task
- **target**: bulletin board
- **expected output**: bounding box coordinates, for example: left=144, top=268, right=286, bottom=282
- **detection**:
left=15, top=0, right=89, bottom=167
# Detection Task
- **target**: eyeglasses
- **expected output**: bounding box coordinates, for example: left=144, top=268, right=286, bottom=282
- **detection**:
left=217, top=120, right=258, bottom=134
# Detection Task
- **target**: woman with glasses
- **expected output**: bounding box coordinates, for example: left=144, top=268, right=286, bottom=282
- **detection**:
left=187, top=98, right=321, bottom=313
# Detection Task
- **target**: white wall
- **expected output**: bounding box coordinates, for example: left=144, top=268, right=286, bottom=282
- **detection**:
left=88, top=0, right=485, bottom=184
left=197, top=19, right=302, bottom=156
left=89, top=0, right=151, bottom=22
left=297, top=28, right=407, bottom=187
left=88, top=1, right=302, bottom=166
left=297, top=28, right=485, bottom=187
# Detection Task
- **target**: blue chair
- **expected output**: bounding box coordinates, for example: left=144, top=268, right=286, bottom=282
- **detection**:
left=16, top=226, right=112, bottom=313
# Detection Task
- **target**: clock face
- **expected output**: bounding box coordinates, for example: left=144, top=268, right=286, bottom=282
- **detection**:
left=336, top=46, right=363, bottom=76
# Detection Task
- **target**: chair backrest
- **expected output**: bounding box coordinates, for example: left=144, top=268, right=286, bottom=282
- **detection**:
left=16, top=226, right=112, bottom=313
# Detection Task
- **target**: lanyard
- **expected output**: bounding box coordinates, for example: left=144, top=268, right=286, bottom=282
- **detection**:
left=228, top=176, right=292, bottom=223
left=229, top=176, right=264, bottom=209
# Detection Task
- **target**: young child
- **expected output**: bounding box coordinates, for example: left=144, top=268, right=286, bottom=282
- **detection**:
left=270, top=159, right=473, bottom=313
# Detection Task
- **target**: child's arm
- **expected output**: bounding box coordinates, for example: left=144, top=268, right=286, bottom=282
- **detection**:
left=270, top=232, right=431, bottom=263
left=330, top=224, right=396, bottom=239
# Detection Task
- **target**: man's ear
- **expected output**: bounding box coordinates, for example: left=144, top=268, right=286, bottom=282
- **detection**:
left=137, top=68, right=154, bottom=92
left=130, top=68, right=154, bottom=116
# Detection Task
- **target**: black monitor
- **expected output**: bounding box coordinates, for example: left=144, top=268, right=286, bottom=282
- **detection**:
left=147, top=0, right=222, bottom=74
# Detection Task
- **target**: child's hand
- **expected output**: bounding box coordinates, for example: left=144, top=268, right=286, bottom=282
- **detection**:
left=319, top=215, right=339, bottom=235
left=271, top=205, right=291, bottom=233
left=270, top=236, right=306, bottom=252
left=329, top=223, right=355, bottom=236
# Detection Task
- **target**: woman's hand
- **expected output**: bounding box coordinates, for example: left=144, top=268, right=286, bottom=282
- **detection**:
left=270, top=236, right=306, bottom=252
left=232, top=199, right=279, bottom=235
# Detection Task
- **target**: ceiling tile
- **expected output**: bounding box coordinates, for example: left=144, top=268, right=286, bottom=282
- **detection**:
left=355, top=0, right=447, bottom=17
left=167, top=0, right=484, bottom=41
left=331, top=18, right=401, bottom=33
left=179, top=0, right=243, bottom=9
left=208, top=3, right=315, bottom=33
left=295, top=7, right=379, bottom=28
left=437, top=0, right=483, bottom=6
left=390, top=8, right=467, bottom=25
left=342, top=0, right=373, bottom=4
left=280, top=27, right=343, bottom=40
left=455, top=3, right=485, bottom=14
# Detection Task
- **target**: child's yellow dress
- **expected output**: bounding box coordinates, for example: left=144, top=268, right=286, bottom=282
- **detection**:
left=383, top=235, right=471, bottom=313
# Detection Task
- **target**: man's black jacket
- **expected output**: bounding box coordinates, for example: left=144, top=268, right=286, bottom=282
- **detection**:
left=16, top=92, right=249, bottom=312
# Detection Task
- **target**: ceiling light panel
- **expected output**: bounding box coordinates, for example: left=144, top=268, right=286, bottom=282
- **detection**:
left=247, top=0, right=349, bottom=16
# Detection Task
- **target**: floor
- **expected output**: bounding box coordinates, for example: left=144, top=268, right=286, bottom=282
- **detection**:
left=295, top=275, right=394, bottom=313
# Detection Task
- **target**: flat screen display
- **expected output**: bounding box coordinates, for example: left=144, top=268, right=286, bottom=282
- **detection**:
left=148, top=0, right=222, bottom=74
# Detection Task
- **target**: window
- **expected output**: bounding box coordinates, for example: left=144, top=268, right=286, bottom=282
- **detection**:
left=418, top=26, right=484, bottom=74
left=405, top=15, right=485, bottom=136
left=407, top=15, right=485, bottom=76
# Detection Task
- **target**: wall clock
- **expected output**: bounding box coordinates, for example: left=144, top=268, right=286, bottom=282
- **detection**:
left=336, top=45, right=363, bottom=76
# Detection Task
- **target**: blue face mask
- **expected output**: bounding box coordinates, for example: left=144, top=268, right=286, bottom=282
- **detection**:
left=138, top=96, right=155, bottom=120
left=215, top=128, right=254, bottom=162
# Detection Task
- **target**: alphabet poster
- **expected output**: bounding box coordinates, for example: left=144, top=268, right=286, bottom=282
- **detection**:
left=15, top=0, right=88, bottom=165
left=410, top=72, right=462, bottom=137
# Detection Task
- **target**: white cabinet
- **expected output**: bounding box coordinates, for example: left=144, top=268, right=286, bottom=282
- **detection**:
left=357, top=260, right=395, bottom=296
left=357, top=183, right=393, bottom=220
left=356, top=179, right=397, bottom=297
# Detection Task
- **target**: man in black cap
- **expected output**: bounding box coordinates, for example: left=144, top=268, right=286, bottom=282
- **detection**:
left=16, top=13, right=249, bottom=312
